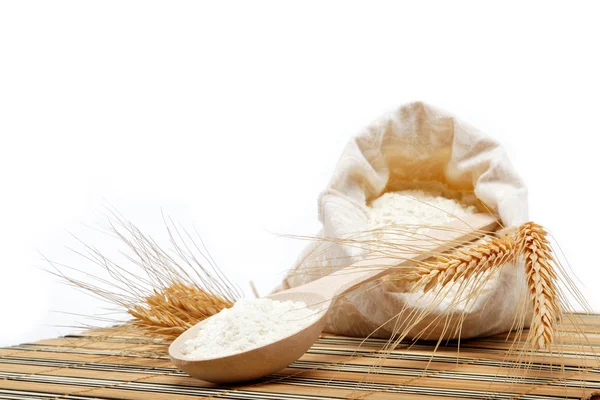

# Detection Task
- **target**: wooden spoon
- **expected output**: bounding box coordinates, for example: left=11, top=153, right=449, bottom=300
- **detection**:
left=169, top=213, right=499, bottom=383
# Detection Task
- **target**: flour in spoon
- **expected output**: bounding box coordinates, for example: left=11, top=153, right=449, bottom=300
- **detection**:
left=180, top=298, right=319, bottom=359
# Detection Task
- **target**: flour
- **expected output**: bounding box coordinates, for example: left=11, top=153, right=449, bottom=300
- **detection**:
left=367, top=190, right=477, bottom=234
left=366, top=190, right=498, bottom=311
left=180, top=298, right=319, bottom=359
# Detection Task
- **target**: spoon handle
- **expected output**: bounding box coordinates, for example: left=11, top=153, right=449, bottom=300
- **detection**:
left=286, top=213, right=499, bottom=301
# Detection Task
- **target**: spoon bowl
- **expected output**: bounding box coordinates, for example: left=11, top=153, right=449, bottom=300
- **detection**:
left=169, top=291, right=329, bottom=383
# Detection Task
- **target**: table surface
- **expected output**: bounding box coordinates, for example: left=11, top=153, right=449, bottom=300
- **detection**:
left=1, top=314, right=600, bottom=399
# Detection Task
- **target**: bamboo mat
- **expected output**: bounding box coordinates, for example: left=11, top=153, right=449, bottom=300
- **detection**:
left=2, top=314, right=600, bottom=400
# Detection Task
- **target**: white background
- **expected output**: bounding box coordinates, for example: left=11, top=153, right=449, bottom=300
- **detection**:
left=1, top=1, right=599, bottom=347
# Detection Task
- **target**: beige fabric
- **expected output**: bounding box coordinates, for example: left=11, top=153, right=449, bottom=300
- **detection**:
left=275, top=102, right=530, bottom=339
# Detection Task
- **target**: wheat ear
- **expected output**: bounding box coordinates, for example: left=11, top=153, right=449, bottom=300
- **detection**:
left=406, top=234, right=517, bottom=293
left=127, top=282, right=233, bottom=338
left=516, top=222, right=560, bottom=350
left=46, top=209, right=239, bottom=341
left=406, top=222, right=561, bottom=350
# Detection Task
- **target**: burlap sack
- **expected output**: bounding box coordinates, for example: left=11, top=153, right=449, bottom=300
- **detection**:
left=274, top=101, right=530, bottom=339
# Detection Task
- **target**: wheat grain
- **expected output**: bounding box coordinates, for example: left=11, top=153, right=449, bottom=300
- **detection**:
left=127, top=282, right=233, bottom=339
left=406, top=234, right=517, bottom=293
left=516, top=222, right=559, bottom=350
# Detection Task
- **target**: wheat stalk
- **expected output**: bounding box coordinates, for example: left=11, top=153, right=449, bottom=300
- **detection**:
left=403, top=221, right=561, bottom=350
left=406, top=233, right=517, bottom=293
left=45, top=208, right=238, bottom=340
left=516, top=222, right=560, bottom=350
